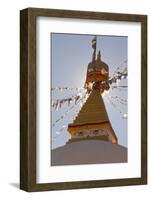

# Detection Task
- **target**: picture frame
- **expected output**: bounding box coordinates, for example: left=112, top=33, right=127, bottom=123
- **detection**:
left=20, top=7, right=147, bottom=192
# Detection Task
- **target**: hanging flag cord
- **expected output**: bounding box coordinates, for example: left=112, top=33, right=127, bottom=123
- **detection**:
left=105, top=95, right=127, bottom=119
left=52, top=93, right=86, bottom=110
left=52, top=91, right=89, bottom=127
left=51, top=66, right=127, bottom=94
left=52, top=91, right=90, bottom=141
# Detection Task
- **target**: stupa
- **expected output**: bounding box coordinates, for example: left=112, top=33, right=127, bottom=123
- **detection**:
left=67, top=36, right=118, bottom=144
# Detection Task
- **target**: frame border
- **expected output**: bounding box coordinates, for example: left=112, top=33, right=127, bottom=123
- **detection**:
left=20, top=7, right=147, bottom=192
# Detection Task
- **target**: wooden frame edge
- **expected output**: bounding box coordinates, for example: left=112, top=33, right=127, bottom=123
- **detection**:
left=20, top=8, right=37, bottom=191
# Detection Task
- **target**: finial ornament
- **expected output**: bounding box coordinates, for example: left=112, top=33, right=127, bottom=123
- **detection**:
left=92, top=36, right=97, bottom=62
left=97, top=50, right=101, bottom=61
left=92, top=36, right=97, bottom=50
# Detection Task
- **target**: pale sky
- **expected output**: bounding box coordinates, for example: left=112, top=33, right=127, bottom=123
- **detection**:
left=51, top=33, right=127, bottom=149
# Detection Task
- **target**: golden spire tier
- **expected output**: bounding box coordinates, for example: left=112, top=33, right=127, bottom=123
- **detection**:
left=67, top=88, right=118, bottom=144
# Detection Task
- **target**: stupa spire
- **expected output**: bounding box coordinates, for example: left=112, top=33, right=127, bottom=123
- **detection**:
left=92, top=36, right=97, bottom=62
left=67, top=36, right=118, bottom=145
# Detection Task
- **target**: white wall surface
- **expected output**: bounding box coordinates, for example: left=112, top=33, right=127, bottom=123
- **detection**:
left=0, top=0, right=150, bottom=199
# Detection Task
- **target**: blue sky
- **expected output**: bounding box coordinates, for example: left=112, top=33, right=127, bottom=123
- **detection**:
left=51, top=33, right=127, bottom=149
